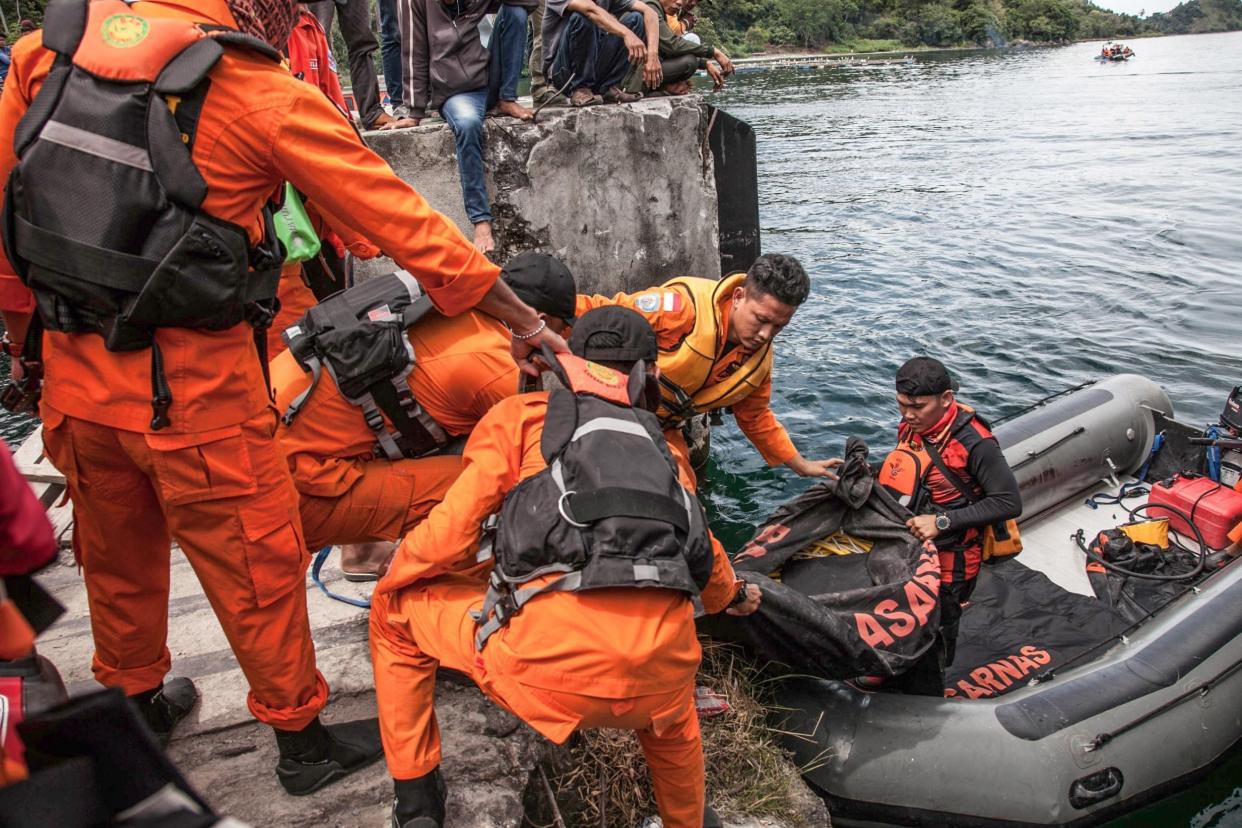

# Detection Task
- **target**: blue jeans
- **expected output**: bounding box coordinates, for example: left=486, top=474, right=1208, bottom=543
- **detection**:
left=490, top=3, right=528, bottom=103
left=549, top=10, right=644, bottom=94
left=378, top=0, right=403, bottom=107
left=441, top=5, right=528, bottom=225
left=441, top=90, right=491, bottom=225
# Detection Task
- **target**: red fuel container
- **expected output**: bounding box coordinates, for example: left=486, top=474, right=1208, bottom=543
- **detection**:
left=1147, top=475, right=1242, bottom=550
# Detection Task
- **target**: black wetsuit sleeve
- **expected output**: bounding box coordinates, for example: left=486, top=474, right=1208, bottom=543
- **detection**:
left=946, top=437, right=1022, bottom=530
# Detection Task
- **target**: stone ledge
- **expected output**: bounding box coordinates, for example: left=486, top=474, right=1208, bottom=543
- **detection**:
left=360, top=97, right=721, bottom=295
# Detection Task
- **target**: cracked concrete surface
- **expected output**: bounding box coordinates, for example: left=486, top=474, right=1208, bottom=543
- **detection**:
left=358, top=98, right=721, bottom=294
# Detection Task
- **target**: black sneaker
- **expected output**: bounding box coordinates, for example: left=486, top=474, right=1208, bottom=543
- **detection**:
left=274, top=717, right=384, bottom=796
left=130, top=677, right=199, bottom=747
left=704, top=805, right=724, bottom=827
left=391, top=767, right=447, bottom=828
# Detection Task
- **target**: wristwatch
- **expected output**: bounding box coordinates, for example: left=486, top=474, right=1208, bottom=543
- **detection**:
left=728, top=580, right=750, bottom=607
left=935, top=513, right=952, bottom=532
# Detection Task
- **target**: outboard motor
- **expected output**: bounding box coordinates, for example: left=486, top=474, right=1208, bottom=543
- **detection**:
left=1217, top=386, right=1242, bottom=488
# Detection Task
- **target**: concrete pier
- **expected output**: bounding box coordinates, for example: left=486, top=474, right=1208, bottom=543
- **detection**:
left=358, top=97, right=724, bottom=294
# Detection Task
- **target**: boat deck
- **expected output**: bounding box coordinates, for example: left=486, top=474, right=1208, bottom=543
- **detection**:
left=1017, top=477, right=1150, bottom=596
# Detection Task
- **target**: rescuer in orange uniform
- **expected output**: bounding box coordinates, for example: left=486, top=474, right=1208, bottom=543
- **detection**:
left=370, top=307, right=761, bottom=828
left=0, top=0, right=563, bottom=796
left=270, top=252, right=578, bottom=560
left=575, top=253, right=836, bottom=490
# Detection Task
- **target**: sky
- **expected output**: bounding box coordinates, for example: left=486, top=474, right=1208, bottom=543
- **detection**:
left=1094, top=0, right=1181, bottom=15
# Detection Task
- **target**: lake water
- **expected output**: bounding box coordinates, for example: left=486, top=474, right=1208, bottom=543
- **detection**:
left=700, top=31, right=1242, bottom=828
left=2, top=29, right=1239, bottom=826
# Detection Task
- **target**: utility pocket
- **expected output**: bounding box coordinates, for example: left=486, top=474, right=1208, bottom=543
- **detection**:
left=239, top=488, right=307, bottom=608
left=39, top=408, right=81, bottom=491
left=146, top=425, right=257, bottom=506
left=314, top=321, right=410, bottom=400
left=125, top=215, right=252, bottom=331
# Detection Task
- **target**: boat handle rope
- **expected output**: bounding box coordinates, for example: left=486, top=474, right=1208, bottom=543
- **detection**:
left=1010, top=425, right=1087, bottom=471
left=1086, top=654, right=1242, bottom=753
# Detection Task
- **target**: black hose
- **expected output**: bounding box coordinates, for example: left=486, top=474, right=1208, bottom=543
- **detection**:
left=1073, top=500, right=1208, bottom=582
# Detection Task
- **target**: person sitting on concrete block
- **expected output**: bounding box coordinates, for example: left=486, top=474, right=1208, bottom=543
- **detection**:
left=270, top=253, right=577, bottom=580
left=576, top=254, right=838, bottom=491
left=635, top=0, right=733, bottom=96
left=542, top=0, right=664, bottom=106
left=369, top=306, right=761, bottom=828
left=385, top=0, right=537, bottom=255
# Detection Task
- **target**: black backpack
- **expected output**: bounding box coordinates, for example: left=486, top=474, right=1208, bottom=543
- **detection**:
left=473, top=349, right=714, bottom=649
left=1, top=0, right=285, bottom=428
left=281, top=271, right=450, bottom=460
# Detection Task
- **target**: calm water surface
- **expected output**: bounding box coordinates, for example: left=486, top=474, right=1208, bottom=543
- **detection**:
left=701, top=31, right=1242, bottom=828
left=2, top=30, right=1238, bottom=826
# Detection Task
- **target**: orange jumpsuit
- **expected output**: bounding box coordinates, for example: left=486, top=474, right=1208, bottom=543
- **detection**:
left=0, top=1, right=499, bottom=730
left=576, top=284, right=797, bottom=489
left=370, top=392, right=741, bottom=827
left=269, top=311, right=521, bottom=550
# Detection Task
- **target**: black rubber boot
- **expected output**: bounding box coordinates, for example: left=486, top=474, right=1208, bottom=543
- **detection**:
left=274, top=716, right=384, bottom=796
left=704, top=804, right=724, bottom=827
left=129, top=677, right=199, bottom=747
left=391, top=767, right=447, bottom=828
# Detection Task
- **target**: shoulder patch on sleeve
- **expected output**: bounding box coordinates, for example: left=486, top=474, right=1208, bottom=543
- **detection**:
left=635, top=292, right=661, bottom=313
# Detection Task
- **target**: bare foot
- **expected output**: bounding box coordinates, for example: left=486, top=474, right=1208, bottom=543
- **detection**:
left=378, top=117, right=420, bottom=131
left=473, top=221, right=495, bottom=255
left=494, top=99, right=534, bottom=121
left=664, top=80, right=692, bottom=96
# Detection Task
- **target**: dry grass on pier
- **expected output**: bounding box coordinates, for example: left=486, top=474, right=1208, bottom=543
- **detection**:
left=540, top=640, right=820, bottom=827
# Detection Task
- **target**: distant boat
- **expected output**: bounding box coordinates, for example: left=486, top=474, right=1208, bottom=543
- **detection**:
left=1095, top=43, right=1135, bottom=61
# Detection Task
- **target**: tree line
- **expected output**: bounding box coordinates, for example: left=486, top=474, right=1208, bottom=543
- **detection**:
left=692, top=0, right=1242, bottom=53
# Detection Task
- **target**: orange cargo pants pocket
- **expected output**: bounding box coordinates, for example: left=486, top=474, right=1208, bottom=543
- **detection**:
left=145, top=424, right=258, bottom=505
left=239, top=488, right=308, bottom=608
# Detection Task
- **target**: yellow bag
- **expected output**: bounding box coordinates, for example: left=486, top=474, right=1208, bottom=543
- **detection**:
left=982, top=518, right=1023, bottom=560
left=1120, top=518, right=1170, bottom=550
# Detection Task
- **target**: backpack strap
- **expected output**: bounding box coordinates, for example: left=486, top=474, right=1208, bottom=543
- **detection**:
left=922, top=431, right=980, bottom=505
left=564, top=487, right=689, bottom=533
left=199, top=26, right=283, bottom=63
left=12, top=0, right=87, bottom=158
left=41, top=0, right=90, bottom=57
left=154, top=37, right=224, bottom=94
left=280, top=322, right=324, bottom=425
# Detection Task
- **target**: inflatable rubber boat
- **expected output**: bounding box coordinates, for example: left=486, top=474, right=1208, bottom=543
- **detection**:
left=739, top=375, right=1242, bottom=826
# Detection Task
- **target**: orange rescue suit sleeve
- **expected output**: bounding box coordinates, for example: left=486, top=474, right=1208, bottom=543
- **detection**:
left=270, top=88, right=498, bottom=317
left=730, top=373, right=798, bottom=466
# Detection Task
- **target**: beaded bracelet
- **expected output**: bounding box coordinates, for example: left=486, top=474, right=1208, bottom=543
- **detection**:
left=509, top=319, right=547, bottom=341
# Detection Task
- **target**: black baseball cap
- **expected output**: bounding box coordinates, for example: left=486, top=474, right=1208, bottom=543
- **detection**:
left=569, top=306, right=657, bottom=363
left=502, top=252, right=577, bottom=323
left=895, top=356, right=959, bottom=396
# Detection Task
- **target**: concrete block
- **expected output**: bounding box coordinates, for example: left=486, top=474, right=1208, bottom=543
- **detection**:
left=359, top=97, right=721, bottom=295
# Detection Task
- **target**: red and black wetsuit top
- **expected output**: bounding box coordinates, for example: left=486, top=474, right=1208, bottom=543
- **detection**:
left=882, top=404, right=1021, bottom=584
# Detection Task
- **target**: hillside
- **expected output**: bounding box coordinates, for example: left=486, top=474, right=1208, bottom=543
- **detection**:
left=692, top=0, right=1242, bottom=53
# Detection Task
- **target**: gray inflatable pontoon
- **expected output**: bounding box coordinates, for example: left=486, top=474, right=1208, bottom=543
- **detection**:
left=775, top=375, right=1242, bottom=826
